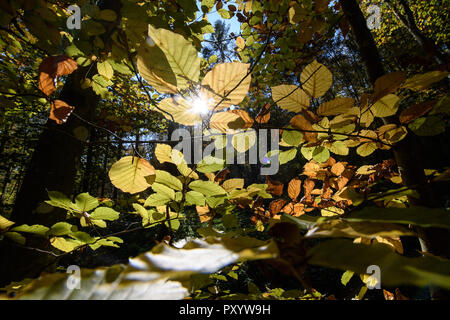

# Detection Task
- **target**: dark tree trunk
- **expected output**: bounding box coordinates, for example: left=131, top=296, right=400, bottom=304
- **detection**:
left=0, top=67, right=99, bottom=287
left=12, top=67, right=98, bottom=226
left=339, top=0, right=450, bottom=299
left=82, top=128, right=97, bottom=193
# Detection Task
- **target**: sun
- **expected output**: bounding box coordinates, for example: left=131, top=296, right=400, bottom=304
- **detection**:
left=189, top=93, right=211, bottom=116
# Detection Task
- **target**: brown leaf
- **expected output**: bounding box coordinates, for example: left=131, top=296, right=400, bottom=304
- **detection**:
left=38, top=55, right=78, bottom=96
left=322, top=178, right=333, bottom=199
left=50, top=100, right=74, bottom=124
left=335, top=168, right=354, bottom=190
left=371, top=71, right=407, bottom=103
left=301, top=109, right=321, bottom=124
left=290, top=114, right=317, bottom=142
left=303, top=161, right=321, bottom=178
left=383, top=289, right=395, bottom=300
left=394, top=288, right=409, bottom=300
left=281, top=202, right=305, bottom=216
left=269, top=199, right=287, bottom=215
left=303, top=179, right=315, bottom=198
left=266, top=176, right=284, bottom=196
left=330, top=162, right=346, bottom=176
left=255, top=103, right=271, bottom=124
left=399, top=100, right=437, bottom=124
left=288, top=177, right=302, bottom=200
left=229, top=110, right=254, bottom=129
left=214, top=168, right=230, bottom=183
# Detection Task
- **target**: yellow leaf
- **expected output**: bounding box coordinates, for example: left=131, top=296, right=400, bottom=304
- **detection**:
left=300, top=60, right=332, bottom=98
left=0, top=214, right=14, bottom=231
left=210, top=110, right=253, bottom=133
left=271, top=85, right=310, bottom=112
left=402, top=71, right=449, bottom=91
left=232, top=129, right=257, bottom=153
left=371, top=94, right=400, bottom=117
left=356, top=142, right=377, bottom=157
left=148, top=25, right=200, bottom=89
left=158, top=97, right=202, bottom=125
left=155, top=144, right=173, bottom=164
left=222, top=179, right=245, bottom=192
left=201, top=62, right=251, bottom=110
left=109, top=156, right=155, bottom=194
left=318, top=97, right=354, bottom=116
left=236, top=36, right=245, bottom=49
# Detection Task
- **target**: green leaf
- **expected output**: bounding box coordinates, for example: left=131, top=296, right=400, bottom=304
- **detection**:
left=371, top=94, right=400, bottom=117
left=50, top=237, right=83, bottom=252
left=97, top=61, right=114, bottom=80
left=345, top=206, right=450, bottom=230
left=145, top=193, right=171, bottom=207
left=196, top=156, right=225, bottom=173
left=11, top=224, right=49, bottom=236
left=45, top=191, right=74, bottom=211
left=329, top=141, right=349, bottom=156
left=0, top=214, right=14, bottom=231
left=408, top=116, right=446, bottom=136
left=312, top=146, right=330, bottom=163
left=108, top=156, right=155, bottom=194
left=155, top=170, right=183, bottom=191
left=309, top=239, right=450, bottom=290
left=151, top=182, right=176, bottom=200
left=218, top=8, right=231, bottom=19
left=189, top=181, right=227, bottom=197
left=300, top=145, right=315, bottom=160
left=97, top=9, right=117, bottom=21
left=74, top=193, right=99, bottom=212
left=4, top=232, right=26, bottom=245
left=90, top=207, right=120, bottom=221
left=282, top=128, right=303, bottom=146
left=341, top=270, right=354, bottom=286
left=185, top=191, right=206, bottom=206
left=279, top=148, right=297, bottom=164
left=49, top=222, right=77, bottom=236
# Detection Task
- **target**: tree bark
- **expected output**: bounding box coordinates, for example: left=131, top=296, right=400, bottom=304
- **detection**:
left=0, top=67, right=99, bottom=287
left=339, top=0, right=450, bottom=299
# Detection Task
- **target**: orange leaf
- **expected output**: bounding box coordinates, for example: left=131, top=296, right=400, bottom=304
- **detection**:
left=50, top=100, right=74, bottom=124
left=399, top=100, right=436, bottom=124
left=281, top=202, right=305, bottom=216
left=335, top=168, right=354, bottom=190
left=269, top=199, right=287, bottom=215
left=288, top=177, right=302, bottom=200
left=196, top=205, right=212, bottom=223
left=266, top=176, right=284, bottom=196
left=330, top=162, right=345, bottom=176
left=38, top=55, right=78, bottom=96
left=290, top=114, right=317, bottom=142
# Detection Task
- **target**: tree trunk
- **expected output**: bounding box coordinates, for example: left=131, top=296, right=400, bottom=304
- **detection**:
left=0, top=67, right=99, bottom=287
left=339, top=0, right=450, bottom=299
